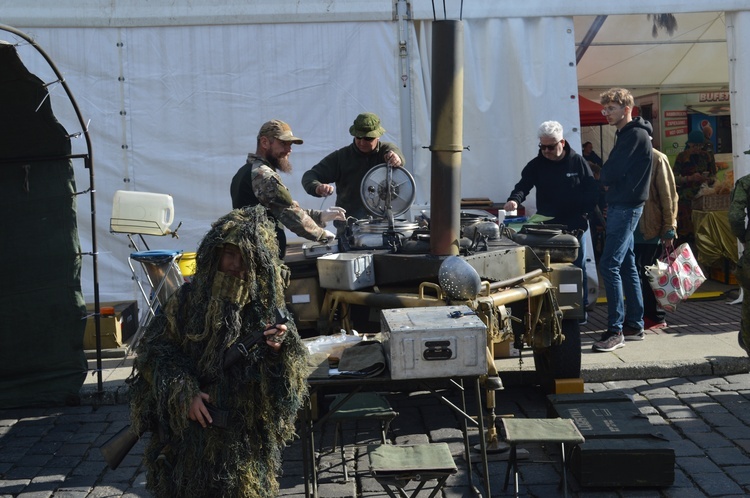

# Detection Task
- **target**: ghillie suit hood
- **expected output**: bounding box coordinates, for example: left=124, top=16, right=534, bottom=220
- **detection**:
left=128, top=205, right=308, bottom=498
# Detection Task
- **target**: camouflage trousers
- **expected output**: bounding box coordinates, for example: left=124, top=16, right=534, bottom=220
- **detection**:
left=735, top=252, right=750, bottom=355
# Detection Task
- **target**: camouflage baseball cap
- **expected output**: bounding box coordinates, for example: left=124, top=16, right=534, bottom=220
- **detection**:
left=349, top=112, right=386, bottom=138
left=257, top=119, right=303, bottom=144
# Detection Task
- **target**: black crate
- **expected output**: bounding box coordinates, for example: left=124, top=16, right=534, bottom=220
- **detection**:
left=547, top=391, right=675, bottom=487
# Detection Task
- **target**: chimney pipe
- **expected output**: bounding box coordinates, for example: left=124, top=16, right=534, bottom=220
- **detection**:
left=429, top=20, right=464, bottom=256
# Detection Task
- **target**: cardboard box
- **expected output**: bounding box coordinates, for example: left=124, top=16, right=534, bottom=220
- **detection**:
left=381, top=305, right=487, bottom=380
left=493, top=339, right=519, bottom=358
left=317, top=253, right=375, bottom=290
left=84, top=301, right=138, bottom=350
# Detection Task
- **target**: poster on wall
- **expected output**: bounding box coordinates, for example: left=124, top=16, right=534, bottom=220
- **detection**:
left=690, top=114, right=717, bottom=153
left=660, top=94, right=689, bottom=161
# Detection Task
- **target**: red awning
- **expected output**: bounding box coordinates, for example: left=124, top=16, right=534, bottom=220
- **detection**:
left=579, top=95, right=608, bottom=127
left=579, top=95, right=639, bottom=127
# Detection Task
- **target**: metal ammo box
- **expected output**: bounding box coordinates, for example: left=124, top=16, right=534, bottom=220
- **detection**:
left=380, top=305, right=487, bottom=380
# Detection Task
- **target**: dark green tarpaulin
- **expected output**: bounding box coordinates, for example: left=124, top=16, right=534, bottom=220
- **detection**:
left=0, top=41, right=87, bottom=408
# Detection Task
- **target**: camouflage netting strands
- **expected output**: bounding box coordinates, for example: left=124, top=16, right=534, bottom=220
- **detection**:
left=127, top=206, right=308, bottom=498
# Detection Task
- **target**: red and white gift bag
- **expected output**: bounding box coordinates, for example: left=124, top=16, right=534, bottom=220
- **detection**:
left=645, top=243, right=707, bottom=312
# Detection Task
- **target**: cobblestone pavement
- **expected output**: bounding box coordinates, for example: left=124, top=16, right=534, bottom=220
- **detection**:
left=2, top=373, right=750, bottom=497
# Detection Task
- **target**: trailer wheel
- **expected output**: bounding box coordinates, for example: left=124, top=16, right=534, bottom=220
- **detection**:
left=533, top=318, right=581, bottom=390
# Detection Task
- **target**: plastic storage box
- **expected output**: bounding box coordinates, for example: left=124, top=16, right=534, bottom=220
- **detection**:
left=380, top=305, right=487, bottom=380
left=317, top=253, right=375, bottom=290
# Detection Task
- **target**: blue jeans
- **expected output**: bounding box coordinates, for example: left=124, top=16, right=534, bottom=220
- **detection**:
left=599, top=205, right=644, bottom=331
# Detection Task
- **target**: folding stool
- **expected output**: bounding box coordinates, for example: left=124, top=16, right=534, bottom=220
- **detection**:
left=367, top=443, right=457, bottom=498
left=502, top=417, right=585, bottom=498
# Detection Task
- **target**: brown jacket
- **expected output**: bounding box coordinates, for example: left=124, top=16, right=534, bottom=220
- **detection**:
left=639, top=148, right=678, bottom=240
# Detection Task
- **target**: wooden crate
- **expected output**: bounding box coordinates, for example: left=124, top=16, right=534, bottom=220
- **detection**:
left=692, top=194, right=730, bottom=211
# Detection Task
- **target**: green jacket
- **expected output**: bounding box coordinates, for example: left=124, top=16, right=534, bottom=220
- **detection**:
left=301, top=140, right=405, bottom=220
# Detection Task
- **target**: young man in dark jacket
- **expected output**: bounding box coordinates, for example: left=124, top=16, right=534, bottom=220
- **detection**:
left=504, top=120, right=598, bottom=315
left=593, top=88, right=653, bottom=352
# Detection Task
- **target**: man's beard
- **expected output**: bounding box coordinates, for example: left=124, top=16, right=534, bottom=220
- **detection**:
left=268, top=154, right=292, bottom=174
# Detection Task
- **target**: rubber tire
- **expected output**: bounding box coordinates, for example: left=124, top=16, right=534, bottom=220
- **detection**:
left=533, top=319, right=582, bottom=390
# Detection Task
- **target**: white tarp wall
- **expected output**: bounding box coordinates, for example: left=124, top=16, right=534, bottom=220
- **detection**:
left=3, top=0, right=750, bottom=307
left=728, top=11, right=750, bottom=181
left=3, top=12, right=579, bottom=305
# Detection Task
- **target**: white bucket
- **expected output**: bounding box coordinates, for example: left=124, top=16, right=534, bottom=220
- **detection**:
left=110, top=190, right=175, bottom=236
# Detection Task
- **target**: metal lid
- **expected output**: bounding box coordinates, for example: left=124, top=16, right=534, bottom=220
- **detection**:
left=360, top=163, right=416, bottom=217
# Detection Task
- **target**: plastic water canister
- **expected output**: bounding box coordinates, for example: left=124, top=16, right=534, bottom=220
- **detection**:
left=111, top=190, right=175, bottom=236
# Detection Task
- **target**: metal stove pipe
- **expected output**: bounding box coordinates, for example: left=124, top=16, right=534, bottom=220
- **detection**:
left=429, top=20, right=464, bottom=256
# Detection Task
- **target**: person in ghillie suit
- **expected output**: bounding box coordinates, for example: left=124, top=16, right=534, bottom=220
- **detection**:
left=127, top=205, right=309, bottom=497
left=729, top=174, right=750, bottom=357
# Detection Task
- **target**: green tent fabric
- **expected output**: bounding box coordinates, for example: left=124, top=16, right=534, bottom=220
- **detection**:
left=0, top=42, right=87, bottom=408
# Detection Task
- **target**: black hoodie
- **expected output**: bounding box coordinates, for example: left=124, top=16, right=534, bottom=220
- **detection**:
left=601, top=117, right=653, bottom=207
left=506, top=141, right=598, bottom=231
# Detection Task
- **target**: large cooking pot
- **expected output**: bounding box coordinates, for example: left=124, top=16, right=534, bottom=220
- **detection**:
left=511, top=226, right=579, bottom=263
left=350, top=219, right=419, bottom=248
left=460, top=210, right=500, bottom=240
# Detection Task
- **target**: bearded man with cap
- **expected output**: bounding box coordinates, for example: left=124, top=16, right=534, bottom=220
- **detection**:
left=230, top=119, right=345, bottom=258
left=301, top=112, right=406, bottom=229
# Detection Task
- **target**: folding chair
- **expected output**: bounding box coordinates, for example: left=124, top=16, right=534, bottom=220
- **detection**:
left=367, top=443, right=457, bottom=498
left=326, top=392, right=398, bottom=482
left=109, top=190, right=183, bottom=352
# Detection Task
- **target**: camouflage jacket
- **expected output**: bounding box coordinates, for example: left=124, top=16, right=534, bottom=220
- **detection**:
left=729, top=174, right=750, bottom=243
left=230, top=154, right=329, bottom=242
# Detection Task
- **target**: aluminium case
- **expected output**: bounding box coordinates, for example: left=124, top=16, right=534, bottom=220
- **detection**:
left=380, top=305, right=487, bottom=380
left=317, top=252, right=375, bottom=290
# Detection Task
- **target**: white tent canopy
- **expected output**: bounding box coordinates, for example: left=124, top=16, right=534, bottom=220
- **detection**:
left=2, top=0, right=749, bottom=306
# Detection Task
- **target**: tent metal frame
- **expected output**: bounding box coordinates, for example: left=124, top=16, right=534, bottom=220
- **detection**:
left=0, top=24, right=104, bottom=395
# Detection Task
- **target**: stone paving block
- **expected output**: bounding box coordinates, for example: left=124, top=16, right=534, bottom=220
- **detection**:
left=670, top=439, right=706, bottom=458
left=714, top=425, right=750, bottom=441
left=661, top=406, right=698, bottom=419
left=664, top=487, right=720, bottom=498
left=393, top=433, right=429, bottom=445
left=0, top=478, right=31, bottom=494
left=4, top=465, right=42, bottom=480
left=679, top=456, right=724, bottom=474
left=735, top=439, right=750, bottom=453
left=724, top=464, right=750, bottom=486
left=706, top=446, right=750, bottom=466
left=689, top=375, right=730, bottom=385
left=671, top=383, right=722, bottom=394
left=683, top=431, right=734, bottom=449
left=692, top=471, right=746, bottom=496
left=670, top=417, right=713, bottom=433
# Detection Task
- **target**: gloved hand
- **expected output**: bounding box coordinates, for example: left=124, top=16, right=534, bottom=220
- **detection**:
left=322, top=229, right=336, bottom=242
left=662, top=228, right=676, bottom=241
left=320, top=206, right=346, bottom=223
